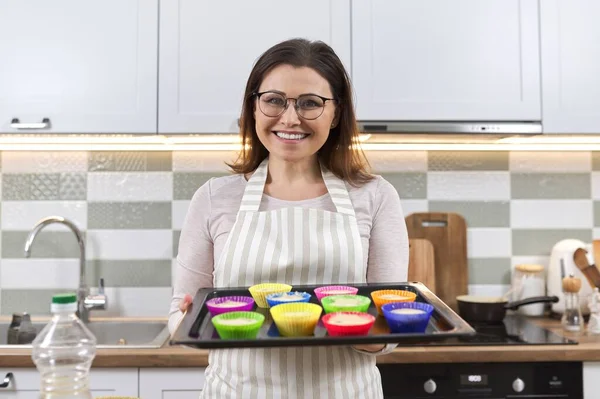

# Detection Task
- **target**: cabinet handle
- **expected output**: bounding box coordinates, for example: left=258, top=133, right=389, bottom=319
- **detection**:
left=10, top=118, right=51, bottom=129
left=0, top=372, right=13, bottom=388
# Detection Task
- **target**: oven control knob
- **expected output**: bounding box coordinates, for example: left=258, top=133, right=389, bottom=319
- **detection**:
left=424, top=379, right=437, bottom=394
left=512, top=377, right=525, bottom=393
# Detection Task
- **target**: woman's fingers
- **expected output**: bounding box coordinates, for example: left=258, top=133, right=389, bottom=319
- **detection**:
left=179, top=294, right=193, bottom=312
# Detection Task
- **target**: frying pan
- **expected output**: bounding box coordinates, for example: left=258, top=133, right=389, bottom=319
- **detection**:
left=456, top=294, right=559, bottom=323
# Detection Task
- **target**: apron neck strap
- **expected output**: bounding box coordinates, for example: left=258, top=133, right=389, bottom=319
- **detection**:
left=239, top=158, right=355, bottom=217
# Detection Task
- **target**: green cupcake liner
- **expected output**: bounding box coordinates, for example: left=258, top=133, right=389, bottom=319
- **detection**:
left=211, top=311, right=265, bottom=339
left=321, top=294, right=371, bottom=314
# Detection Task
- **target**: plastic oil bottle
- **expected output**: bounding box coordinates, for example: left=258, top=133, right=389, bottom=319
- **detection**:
left=31, top=293, right=97, bottom=398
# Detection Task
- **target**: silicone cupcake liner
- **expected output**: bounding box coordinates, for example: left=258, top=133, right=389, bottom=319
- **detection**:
left=322, top=311, right=376, bottom=336
left=371, top=289, right=417, bottom=315
left=211, top=311, right=265, bottom=339
left=381, top=302, right=434, bottom=334
left=266, top=291, right=311, bottom=307
left=248, top=283, right=292, bottom=308
left=270, top=302, right=322, bottom=337
left=206, top=296, right=254, bottom=317
left=320, top=294, right=371, bottom=314
left=313, top=285, right=358, bottom=302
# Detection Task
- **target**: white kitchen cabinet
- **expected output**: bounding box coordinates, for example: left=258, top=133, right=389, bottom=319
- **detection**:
left=540, top=1, right=600, bottom=133
left=139, top=368, right=206, bottom=398
left=0, top=368, right=138, bottom=397
left=0, top=1, right=158, bottom=134
left=159, top=0, right=351, bottom=133
left=352, top=0, right=541, bottom=122
left=584, top=362, right=600, bottom=398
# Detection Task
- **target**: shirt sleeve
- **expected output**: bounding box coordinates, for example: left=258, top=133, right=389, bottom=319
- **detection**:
left=366, top=177, right=410, bottom=284
left=355, top=177, right=410, bottom=357
left=168, top=180, right=215, bottom=334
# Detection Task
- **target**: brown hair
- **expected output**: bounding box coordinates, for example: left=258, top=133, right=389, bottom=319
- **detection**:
left=228, top=38, right=373, bottom=186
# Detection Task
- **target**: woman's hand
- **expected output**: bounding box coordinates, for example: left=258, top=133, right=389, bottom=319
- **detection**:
left=352, top=344, right=386, bottom=353
left=179, top=294, right=193, bottom=312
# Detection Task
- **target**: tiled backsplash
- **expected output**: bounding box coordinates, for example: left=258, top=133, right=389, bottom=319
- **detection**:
left=0, top=150, right=595, bottom=316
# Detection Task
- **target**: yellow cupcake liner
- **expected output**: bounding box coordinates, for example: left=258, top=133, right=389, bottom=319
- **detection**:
left=248, top=283, right=292, bottom=308
left=371, top=289, right=417, bottom=315
left=270, top=302, right=323, bottom=337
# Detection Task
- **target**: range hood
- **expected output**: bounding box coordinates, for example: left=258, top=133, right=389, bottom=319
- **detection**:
left=357, top=121, right=542, bottom=135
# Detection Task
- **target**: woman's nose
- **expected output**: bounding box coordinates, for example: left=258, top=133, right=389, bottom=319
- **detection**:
left=279, top=101, right=301, bottom=126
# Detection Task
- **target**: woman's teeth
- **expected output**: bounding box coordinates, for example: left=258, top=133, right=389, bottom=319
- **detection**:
left=275, top=132, right=308, bottom=140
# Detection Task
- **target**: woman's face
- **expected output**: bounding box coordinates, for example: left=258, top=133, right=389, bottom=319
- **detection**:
left=254, top=64, right=337, bottom=164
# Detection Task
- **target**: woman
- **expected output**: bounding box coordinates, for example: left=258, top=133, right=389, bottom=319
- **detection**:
left=169, top=38, right=409, bottom=398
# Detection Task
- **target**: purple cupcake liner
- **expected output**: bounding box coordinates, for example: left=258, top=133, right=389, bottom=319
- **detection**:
left=381, top=302, right=434, bottom=334
left=206, top=295, right=255, bottom=317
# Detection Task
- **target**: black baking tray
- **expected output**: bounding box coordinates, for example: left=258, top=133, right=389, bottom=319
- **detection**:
left=169, top=282, right=476, bottom=349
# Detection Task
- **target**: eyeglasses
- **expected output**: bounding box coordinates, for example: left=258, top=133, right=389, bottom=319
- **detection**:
left=253, top=91, right=336, bottom=120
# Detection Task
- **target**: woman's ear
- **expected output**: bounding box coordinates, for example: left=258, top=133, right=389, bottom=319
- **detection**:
left=331, top=109, right=340, bottom=129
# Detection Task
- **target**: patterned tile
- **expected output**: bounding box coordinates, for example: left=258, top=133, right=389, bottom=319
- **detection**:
left=367, top=151, right=428, bottom=172
left=172, top=151, right=237, bottom=172
left=86, top=260, right=171, bottom=287
left=468, top=258, right=512, bottom=285
left=30, top=174, right=59, bottom=200
left=3, top=173, right=86, bottom=201
left=173, top=172, right=227, bottom=200
left=429, top=151, right=508, bottom=171
left=2, top=231, right=84, bottom=259
left=59, top=173, right=87, bottom=200
left=591, top=152, right=600, bottom=171
left=87, top=172, right=172, bottom=202
left=2, top=151, right=87, bottom=173
left=88, top=202, right=171, bottom=229
left=512, top=152, right=591, bottom=172
left=88, top=151, right=172, bottom=172
left=511, top=173, right=591, bottom=199
left=512, top=229, right=592, bottom=256
left=428, top=171, right=510, bottom=200
left=428, top=201, right=510, bottom=227
left=380, top=173, right=427, bottom=199
left=2, top=174, right=30, bottom=201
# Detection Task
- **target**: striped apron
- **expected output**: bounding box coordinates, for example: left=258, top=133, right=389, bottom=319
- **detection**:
left=200, top=158, right=384, bottom=399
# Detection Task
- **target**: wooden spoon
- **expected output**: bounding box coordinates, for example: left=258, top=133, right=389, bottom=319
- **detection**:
left=573, top=247, right=600, bottom=288
left=593, top=240, right=600, bottom=274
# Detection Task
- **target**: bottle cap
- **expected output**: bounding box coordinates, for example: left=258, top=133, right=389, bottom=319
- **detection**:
left=562, top=275, right=582, bottom=293
left=52, top=293, right=77, bottom=304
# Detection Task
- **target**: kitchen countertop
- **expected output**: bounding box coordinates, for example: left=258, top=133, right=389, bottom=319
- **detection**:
left=1, top=318, right=599, bottom=368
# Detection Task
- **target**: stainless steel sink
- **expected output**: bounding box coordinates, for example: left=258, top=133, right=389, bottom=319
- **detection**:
left=0, top=320, right=170, bottom=349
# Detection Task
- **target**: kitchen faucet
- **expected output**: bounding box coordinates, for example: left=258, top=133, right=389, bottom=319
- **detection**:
left=23, top=216, right=107, bottom=323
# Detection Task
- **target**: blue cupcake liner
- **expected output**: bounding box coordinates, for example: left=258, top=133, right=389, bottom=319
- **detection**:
left=266, top=291, right=311, bottom=307
left=381, top=302, right=434, bottom=334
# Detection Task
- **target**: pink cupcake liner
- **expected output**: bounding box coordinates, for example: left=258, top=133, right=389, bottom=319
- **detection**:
left=314, top=285, right=359, bottom=302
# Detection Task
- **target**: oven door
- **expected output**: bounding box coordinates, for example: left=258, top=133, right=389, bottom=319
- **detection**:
left=378, top=362, right=582, bottom=398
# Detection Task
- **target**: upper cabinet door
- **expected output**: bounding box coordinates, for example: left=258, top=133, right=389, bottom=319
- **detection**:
left=0, top=1, right=158, bottom=134
left=352, top=0, right=541, bottom=121
left=541, top=1, right=600, bottom=133
left=159, top=0, right=351, bottom=133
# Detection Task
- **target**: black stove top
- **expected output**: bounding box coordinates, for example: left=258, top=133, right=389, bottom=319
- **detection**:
left=429, top=314, right=577, bottom=346
left=392, top=314, right=577, bottom=347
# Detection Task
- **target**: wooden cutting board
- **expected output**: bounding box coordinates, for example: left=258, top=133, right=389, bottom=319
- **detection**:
left=405, top=212, right=468, bottom=311
left=408, top=238, right=436, bottom=293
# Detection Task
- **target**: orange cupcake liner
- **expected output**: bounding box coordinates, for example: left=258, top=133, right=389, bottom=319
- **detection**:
left=370, top=289, right=417, bottom=315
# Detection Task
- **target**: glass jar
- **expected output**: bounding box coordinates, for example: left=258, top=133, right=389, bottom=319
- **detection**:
left=512, top=264, right=546, bottom=316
